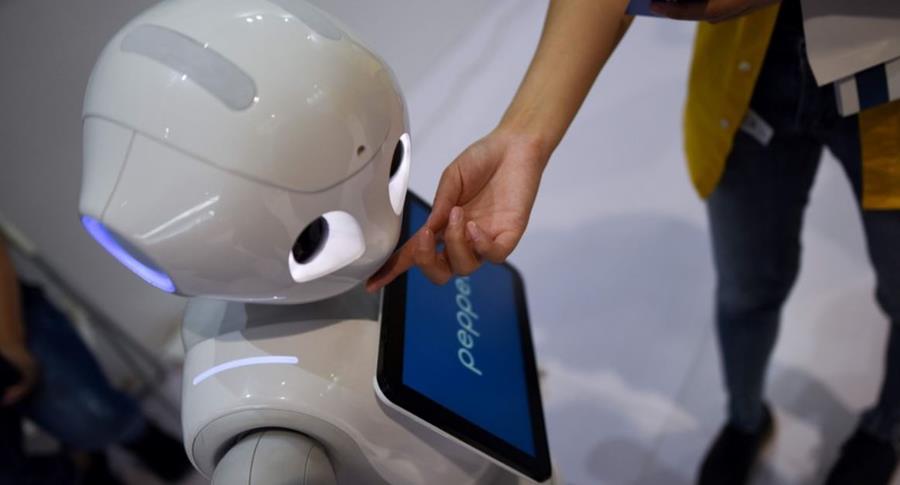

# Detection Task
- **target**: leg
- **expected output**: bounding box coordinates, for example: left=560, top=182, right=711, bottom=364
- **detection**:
left=0, top=404, right=27, bottom=483
left=0, top=391, right=78, bottom=485
left=707, top=130, right=823, bottom=432
left=698, top=127, right=823, bottom=485
left=17, top=285, right=146, bottom=450
left=825, top=110, right=900, bottom=444
left=18, top=285, right=191, bottom=482
left=704, top=0, right=826, bottom=432
left=699, top=4, right=836, bottom=484
left=822, top=95, right=900, bottom=485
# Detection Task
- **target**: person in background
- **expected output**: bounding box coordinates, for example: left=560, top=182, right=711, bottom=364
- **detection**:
left=0, top=237, right=191, bottom=484
left=368, top=0, right=900, bottom=483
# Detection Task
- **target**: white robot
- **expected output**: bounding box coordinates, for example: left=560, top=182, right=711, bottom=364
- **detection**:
left=78, top=1, right=558, bottom=484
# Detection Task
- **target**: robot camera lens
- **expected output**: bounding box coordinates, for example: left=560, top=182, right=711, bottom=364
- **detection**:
left=389, top=138, right=404, bottom=178
left=292, top=216, right=329, bottom=264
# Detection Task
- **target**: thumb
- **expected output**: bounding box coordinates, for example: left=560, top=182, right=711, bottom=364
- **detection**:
left=468, top=224, right=521, bottom=264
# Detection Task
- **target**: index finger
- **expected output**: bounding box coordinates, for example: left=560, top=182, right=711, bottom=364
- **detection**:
left=365, top=234, right=418, bottom=293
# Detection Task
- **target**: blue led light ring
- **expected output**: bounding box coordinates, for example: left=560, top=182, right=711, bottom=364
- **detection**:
left=81, top=216, right=177, bottom=293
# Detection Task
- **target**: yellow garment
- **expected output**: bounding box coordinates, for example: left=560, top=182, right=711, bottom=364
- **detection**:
left=683, top=5, right=900, bottom=210
left=860, top=100, right=900, bottom=209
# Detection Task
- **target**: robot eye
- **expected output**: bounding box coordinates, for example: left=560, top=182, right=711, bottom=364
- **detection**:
left=287, top=211, right=365, bottom=283
left=292, top=216, right=329, bottom=264
left=388, top=133, right=411, bottom=215
left=389, top=138, right=404, bottom=178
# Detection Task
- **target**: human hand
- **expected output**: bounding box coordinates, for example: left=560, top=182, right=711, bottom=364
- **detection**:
left=367, top=128, right=548, bottom=291
left=1, top=345, right=38, bottom=406
left=650, top=0, right=779, bottom=23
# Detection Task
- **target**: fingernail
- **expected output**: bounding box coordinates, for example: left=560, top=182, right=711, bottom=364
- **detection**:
left=466, top=221, right=483, bottom=242
left=450, top=206, right=462, bottom=225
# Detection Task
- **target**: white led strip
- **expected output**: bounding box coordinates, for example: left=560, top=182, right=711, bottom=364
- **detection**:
left=192, top=356, right=299, bottom=386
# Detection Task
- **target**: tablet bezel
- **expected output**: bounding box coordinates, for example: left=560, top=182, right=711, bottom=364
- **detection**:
left=376, top=192, right=552, bottom=482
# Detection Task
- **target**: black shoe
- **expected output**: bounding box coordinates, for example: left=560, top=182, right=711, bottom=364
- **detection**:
left=697, top=405, right=774, bottom=485
left=122, top=422, right=192, bottom=482
left=825, top=428, right=898, bottom=485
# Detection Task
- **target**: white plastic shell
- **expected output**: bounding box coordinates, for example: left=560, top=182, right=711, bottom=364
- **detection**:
left=79, top=0, right=410, bottom=303
left=180, top=294, right=504, bottom=485
left=83, top=0, right=405, bottom=192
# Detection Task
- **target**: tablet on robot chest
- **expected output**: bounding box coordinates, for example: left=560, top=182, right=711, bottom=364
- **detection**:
left=377, top=192, right=552, bottom=483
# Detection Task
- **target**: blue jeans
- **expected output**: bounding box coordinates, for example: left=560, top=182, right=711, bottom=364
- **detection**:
left=708, top=0, right=900, bottom=443
left=0, top=285, right=146, bottom=483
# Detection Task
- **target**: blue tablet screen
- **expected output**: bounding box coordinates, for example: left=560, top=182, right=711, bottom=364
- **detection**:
left=401, top=201, right=536, bottom=456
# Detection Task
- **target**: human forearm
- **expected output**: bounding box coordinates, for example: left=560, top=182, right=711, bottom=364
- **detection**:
left=0, top=240, right=25, bottom=348
left=368, top=0, right=634, bottom=290
left=499, top=0, right=633, bottom=161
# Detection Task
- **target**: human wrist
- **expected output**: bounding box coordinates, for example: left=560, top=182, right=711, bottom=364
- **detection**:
left=494, top=114, right=557, bottom=170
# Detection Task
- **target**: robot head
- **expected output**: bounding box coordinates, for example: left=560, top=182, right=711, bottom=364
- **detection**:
left=79, top=0, right=410, bottom=303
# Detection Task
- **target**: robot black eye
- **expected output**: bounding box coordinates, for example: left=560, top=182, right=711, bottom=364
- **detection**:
left=292, top=216, right=329, bottom=264
left=389, top=138, right=404, bottom=179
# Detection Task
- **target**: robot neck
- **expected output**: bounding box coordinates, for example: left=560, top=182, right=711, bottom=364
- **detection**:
left=182, top=285, right=381, bottom=351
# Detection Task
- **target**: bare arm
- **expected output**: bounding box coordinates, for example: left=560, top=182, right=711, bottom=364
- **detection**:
left=369, top=0, right=632, bottom=289
left=501, top=0, right=633, bottom=160
left=368, top=0, right=783, bottom=289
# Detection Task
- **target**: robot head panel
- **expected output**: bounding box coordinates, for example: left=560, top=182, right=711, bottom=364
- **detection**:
left=79, top=0, right=410, bottom=303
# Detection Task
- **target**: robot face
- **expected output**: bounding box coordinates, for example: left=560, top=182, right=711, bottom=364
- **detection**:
left=79, top=0, right=410, bottom=303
